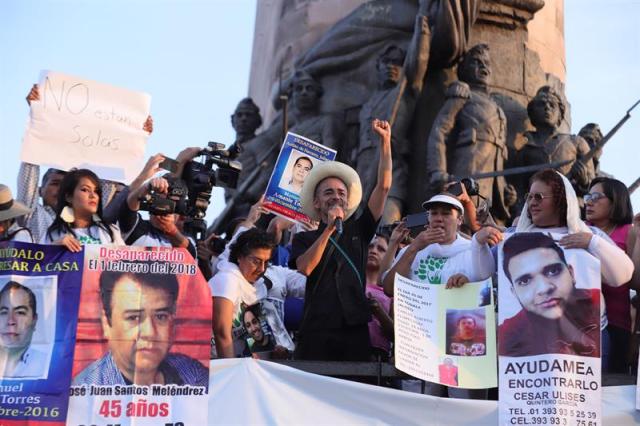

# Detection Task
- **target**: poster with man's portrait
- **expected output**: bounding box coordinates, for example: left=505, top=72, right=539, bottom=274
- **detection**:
left=263, top=132, right=336, bottom=224
left=445, top=309, right=486, bottom=357
left=498, top=232, right=601, bottom=426
left=394, top=275, right=496, bottom=389
left=67, top=245, right=211, bottom=426
left=0, top=242, right=83, bottom=426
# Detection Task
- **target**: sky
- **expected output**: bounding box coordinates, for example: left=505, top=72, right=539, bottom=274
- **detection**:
left=1, top=0, right=639, bottom=226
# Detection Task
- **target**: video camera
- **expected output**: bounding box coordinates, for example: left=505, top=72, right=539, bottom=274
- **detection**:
left=139, top=142, right=243, bottom=239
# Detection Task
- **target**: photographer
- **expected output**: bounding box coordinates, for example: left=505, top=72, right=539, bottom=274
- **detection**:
left=119, top=152, right=199, bottom=257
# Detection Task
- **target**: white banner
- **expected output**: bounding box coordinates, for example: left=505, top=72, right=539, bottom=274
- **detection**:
left=21, top=70, right=151, bottom=183
left=498, top=232, right=602, bottom=426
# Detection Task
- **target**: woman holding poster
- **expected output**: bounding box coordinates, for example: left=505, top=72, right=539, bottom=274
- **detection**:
left=42, top=169, right=124, bottom=250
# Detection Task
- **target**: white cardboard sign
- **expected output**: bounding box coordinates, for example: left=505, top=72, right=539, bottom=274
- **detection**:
left=21, top=70, right=151, bottom=183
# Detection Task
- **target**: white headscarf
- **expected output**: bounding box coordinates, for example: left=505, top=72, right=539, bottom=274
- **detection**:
left=515, top=171, right=591, bottom=234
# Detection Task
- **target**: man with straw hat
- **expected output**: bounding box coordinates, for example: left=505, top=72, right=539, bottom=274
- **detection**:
left=0, top=185, right=33, bottom=243
left=289, top=119, right=392, bottom=361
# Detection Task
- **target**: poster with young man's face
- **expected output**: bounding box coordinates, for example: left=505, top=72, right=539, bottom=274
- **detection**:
left=67, top=245, right=211, bottom=426
left=263, top=132, right=336, bottom=224
left=498, top=232, right=601, bottom=426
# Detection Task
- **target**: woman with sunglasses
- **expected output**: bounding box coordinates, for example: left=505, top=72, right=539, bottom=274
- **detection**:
left=585, top=177, right=640, bottom=372
left=42, top=169, right=124, bottom=251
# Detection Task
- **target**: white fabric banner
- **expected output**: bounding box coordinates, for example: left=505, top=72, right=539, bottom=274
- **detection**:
left=205, top=359, right=639, bottom=426
left=21, top=70, right=151, bottom=184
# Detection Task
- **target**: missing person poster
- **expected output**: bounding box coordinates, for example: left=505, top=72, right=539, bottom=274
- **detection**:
left=21, top=70, right=151, bottom=184
left=394, top=275, right=496, bottom=389
left=67, top=245, right=211, bottom=426
left=262, top=132, right=336, bottom=224
left=0, top=242, right=83, bottom=425
left=498, top=232, right=601, bottom=426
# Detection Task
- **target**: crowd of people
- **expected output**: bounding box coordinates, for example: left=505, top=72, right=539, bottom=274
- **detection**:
left=2, top=87, right=640, bottom=400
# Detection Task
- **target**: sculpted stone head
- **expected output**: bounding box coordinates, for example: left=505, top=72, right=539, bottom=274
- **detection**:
left=231, top=97, right=262, bottom=138
left=457, top=44, right=491, bottom=87
left=376, top=45, right=406, bottom=88
left=528, top=86, right=566, bottom=130
left=290, top=70, right=323, bottom=113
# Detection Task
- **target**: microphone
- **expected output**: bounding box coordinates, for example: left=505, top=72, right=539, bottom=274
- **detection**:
left=334, top=217, right=343, bottom=235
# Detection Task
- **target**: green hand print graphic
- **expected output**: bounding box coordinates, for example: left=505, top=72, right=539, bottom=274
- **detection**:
left=413, top=256, right=448, bottom=284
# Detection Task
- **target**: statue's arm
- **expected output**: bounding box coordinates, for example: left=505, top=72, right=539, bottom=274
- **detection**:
left=405, top=11, right=431, bottom=95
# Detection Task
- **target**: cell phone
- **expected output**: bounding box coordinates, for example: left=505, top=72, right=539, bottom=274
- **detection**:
left=159, top=157, right=179, bottom=173
left=405, top=212, right=428, bottom=236
left=447, top=181, right=463, bottom=196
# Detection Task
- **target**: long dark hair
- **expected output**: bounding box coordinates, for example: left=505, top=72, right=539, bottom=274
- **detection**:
left=46, top=169, right=114, bottom=242
left=589, top=177, right=633, bottom=226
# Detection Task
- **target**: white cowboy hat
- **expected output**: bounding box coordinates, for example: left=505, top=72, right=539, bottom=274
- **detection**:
left=0, top=184, right=31, bottom=222
left=300, top=161, right=362, bottom=222
left=421, top=193, right=465, bottom=215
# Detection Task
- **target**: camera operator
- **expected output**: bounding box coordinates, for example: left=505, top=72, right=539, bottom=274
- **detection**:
left=118, top=151, right=199, bottom=257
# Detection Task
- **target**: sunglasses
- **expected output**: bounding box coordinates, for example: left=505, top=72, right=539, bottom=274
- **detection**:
left=525, top=192, right=553, bottom=203
left=583, top=192, right=608, bottom=203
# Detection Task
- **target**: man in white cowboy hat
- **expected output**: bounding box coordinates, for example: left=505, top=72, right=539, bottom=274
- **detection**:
left=381, top=192, right=500, bottom=398
left=289, top=119, right=392, bottom=361
left=0, top=184, right=33, bottom=243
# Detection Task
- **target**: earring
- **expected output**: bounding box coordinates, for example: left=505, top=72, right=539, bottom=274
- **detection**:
left=92, top=214, right=102, bottom=223
left=60, top=206, right=75, bottom=223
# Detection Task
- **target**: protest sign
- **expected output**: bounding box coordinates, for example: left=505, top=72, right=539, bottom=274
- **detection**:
left=67, top=245, right=211, bottom=426
left=498, top=232, right=601, bottom=426
left=394, top=275, right=497, bottom=389
left=0, top=242, right=83, bottom=425
left=21, top=70, right=151, bottom=184
left=262, top=132, right=336, bottom=224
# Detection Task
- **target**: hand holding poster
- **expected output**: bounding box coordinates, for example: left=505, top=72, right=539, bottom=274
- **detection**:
left=67, top=245, right=211, bottom=426
left=498, top=232, right=601, bottom=426
left=262, top=132, right=336, bottom=224
left=394, top=275, right=497, bottom=389
left=0, top=242, right=83, bottom=426
left=21, top=70, right=151, bottom=183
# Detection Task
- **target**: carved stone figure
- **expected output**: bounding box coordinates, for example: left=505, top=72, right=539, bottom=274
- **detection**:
left=286, top=70, right=342, bottom=152
left=227, top=98, right=263, bottom=159
left=514, top=86, right=595, bottom=200
left=426, top=44, right=512, bottom=223
left=355, top=11, right=430, bottom=223
left=578, top=123, right=608, bottom=177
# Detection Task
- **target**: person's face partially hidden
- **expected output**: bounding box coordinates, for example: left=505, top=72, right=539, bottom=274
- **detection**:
left=0, top=288, right=37, bottom=350
left=457, top=317, right=476, bottom=340
left=292, top=159, right=313, bottom=185
left=237, top=248, right=272, bottom=284
left=243, top=310, right=264, bottom=342
left=367, top=236, right=388, bottom=271
left=427, top=205, right=461, bottom=244
left=508, top=247, right=575, bottom=320
left=40, top=172, right=64, bottom=209
left=313, top=177, right=348, bottom=223
left=102, top=277, right=174, bottom=383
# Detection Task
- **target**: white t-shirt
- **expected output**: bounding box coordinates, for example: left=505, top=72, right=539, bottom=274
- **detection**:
left=41, top=223, right=124, bottom=246
left=216, top=226, right=306, bottom=322
left=387, top=234, right=494, bottom=285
